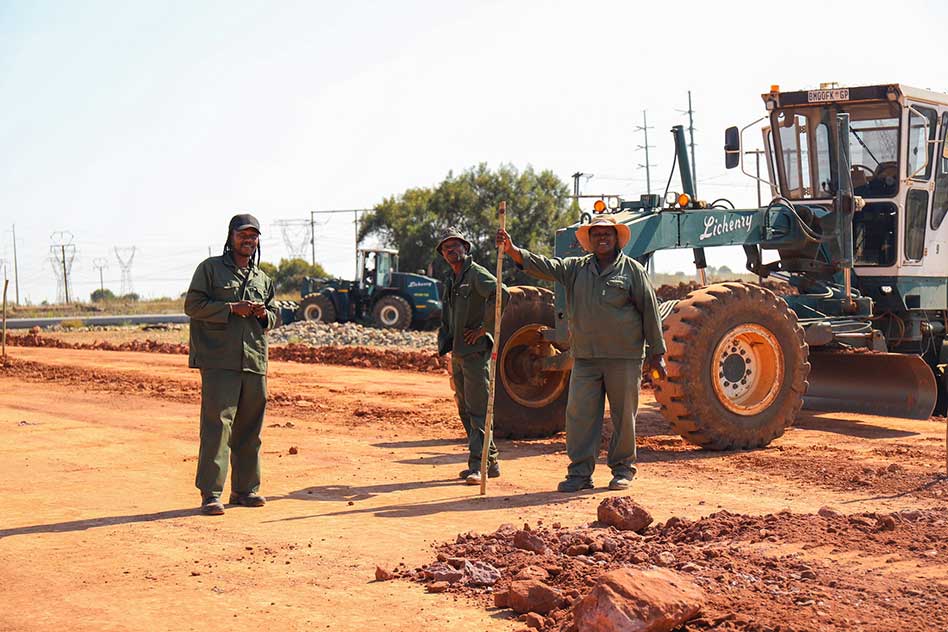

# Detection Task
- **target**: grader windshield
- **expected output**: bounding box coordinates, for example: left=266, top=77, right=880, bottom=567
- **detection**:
left=769, top=101, right=901, bottom=200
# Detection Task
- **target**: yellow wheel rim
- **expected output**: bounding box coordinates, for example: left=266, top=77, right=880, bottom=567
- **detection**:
left=500, top=325, right=569, bottom=408
left=711, top=324, right=784, bottom=416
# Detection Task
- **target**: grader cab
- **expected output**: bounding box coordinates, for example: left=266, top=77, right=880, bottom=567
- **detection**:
left=491, top=84, right=948, bottom=448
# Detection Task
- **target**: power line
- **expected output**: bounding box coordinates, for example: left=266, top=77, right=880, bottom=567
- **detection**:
left=273, top=219, right=312, bottom=261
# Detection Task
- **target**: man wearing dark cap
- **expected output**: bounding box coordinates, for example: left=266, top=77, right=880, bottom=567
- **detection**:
left=437, top=227, right=508, bottom=485
left=185, top=214, right=278, bottom=515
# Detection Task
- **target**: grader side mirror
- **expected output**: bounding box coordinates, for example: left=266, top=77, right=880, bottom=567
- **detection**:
left=725, top=126, right=740, bottom=169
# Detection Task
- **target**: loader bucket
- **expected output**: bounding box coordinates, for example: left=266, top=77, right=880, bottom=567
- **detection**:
left=803, top=351, right=937, bottom=420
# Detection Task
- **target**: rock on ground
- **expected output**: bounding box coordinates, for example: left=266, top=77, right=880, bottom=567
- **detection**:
left=573, top=567, right=704, bottom=632
left=597, top=497, right=653, bottom=532
left=508, top=579, right=564, bottom=615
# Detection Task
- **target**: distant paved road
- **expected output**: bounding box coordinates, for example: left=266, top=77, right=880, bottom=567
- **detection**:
left=3, top=314, right=188, bottom=329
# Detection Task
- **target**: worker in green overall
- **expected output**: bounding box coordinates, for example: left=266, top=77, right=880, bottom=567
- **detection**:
left=497, top=215, right=666, bottom=492
left=437, top=227, right=508, bottom=485
left=185, top=214, right=278, bottom=515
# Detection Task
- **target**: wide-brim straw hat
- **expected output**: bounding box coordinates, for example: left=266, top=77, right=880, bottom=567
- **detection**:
left=575, top=215, right=631, bottom=252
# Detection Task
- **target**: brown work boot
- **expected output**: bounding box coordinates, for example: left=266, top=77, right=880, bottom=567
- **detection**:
left=229, top=492, right=266, bottom=507
left=201, top=496, right=225, bottom=516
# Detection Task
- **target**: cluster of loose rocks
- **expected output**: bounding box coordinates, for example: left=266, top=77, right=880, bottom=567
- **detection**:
left=375, top=498, right=948, bottom=631
left=268, top=320, right=437, bottom=350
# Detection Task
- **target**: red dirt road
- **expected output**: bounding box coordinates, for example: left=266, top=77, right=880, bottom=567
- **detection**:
left=2, top=346, right=947, bottom=631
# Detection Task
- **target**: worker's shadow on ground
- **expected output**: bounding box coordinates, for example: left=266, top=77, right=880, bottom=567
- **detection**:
left=0, top=508, right=200, bottom=539
left=280, top=479, right=462, bottom=503
left=792, top=411, right=919, bottom=440
left=268, top=486, right=598, bottom=523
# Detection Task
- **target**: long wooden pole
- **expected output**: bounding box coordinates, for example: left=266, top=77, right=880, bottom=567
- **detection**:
left=2, top=279, right=8, bottom=359
left=480, top=201, right=506, bottom=495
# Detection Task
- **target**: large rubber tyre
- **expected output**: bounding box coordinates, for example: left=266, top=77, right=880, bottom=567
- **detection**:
left=654, top=282, right=809, bottom=450
left=296, top=294, right=336, bottom=323
left=493, top=286, right=569, bottom=439
left=372, top=295, right=412, bottom=329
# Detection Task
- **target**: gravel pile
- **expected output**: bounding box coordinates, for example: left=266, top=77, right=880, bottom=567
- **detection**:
left=268, top=320, right=437, bottom=350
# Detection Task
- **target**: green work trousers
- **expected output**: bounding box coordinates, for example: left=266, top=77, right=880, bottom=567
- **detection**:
left=451, top=350, right=499, bottom=471
left=565, top=358, right=642, bottom=480
left=195, top=368, right=267, bottom=499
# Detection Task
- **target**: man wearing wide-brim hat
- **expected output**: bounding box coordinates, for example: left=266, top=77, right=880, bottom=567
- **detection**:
left=497, top=215, right=665, bottom=492
left=436, top=226, right=508, bottom=485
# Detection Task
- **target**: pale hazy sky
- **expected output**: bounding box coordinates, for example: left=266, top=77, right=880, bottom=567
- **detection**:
left=2, top=0, right=947, bottom=303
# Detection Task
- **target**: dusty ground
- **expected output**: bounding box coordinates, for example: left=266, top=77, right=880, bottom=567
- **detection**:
left=2, top=345, right=947, bottom=631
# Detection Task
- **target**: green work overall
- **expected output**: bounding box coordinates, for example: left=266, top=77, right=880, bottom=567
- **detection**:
left=185, top=253, right=278, bottom=500
left=515, top=247, right=665, bottom=481
left=438, top=257, right=507, bottom=471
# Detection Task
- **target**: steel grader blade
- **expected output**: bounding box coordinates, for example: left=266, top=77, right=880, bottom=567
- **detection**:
left=803, top=350, right=938, bottom=420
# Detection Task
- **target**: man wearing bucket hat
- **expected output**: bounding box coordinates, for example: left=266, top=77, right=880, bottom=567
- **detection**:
left=437, top=227, right=508, bottom=485
left=496, top=215, right=665, bottom=492
left=185, top=213, right=279, bottom=515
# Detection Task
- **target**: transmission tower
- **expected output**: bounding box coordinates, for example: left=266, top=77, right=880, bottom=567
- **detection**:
left=92, top=257, right=109, bottom=292
left=50, top=231, right=77, bottom=303
left=274, top=219, right=312, bottom=261
left=114, top=246, right=136, bottom=296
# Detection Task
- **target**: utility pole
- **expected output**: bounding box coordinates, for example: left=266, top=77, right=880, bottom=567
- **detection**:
left=635, top=110, right=656, bottom=195
left=571, top=172, right=584, bottom=199
left=678, top=91, right=698, bottom=196
left=309, top=208, right=372, bottom=277
left=50, top=231, right=76, bottom=304
left=93, top=257, right=109, bottom=291
left=11, top=224, right=19, bottom=304
left=310, top=215, right=316, bottom=266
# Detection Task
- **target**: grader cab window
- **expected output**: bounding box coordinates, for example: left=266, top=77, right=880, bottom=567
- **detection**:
left=906, top=106, right=938, bottom=179
left=854, top=202, right=897, bottom=267
left=904, top=190, right=929, bottom=262
left=772, top=102, right=900, bottom=200
left=931, top=112, right=948, bottom=230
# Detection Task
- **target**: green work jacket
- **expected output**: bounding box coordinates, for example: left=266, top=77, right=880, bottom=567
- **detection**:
left=185, top=254, right=278, bottom=374
left=515, top=248, right=665, bottom=360
left=438, top=257, right=508, bottom=358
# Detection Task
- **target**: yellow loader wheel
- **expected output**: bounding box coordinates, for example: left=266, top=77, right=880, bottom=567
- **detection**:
left=654, top=282, right=810, bottom=450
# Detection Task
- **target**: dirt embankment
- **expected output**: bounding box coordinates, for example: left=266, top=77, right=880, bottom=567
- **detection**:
left=655, top=280, right=796, bottom=302
left=3, top=332, right=448, bottom=373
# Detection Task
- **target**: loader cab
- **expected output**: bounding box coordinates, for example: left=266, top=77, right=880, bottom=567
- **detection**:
left=358, top=248, right=398, bottom=292
left=758, top=85, right=948, bottom=291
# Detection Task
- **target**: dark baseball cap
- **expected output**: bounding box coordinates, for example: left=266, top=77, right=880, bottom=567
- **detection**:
left=229, top=213, right=261, bottom=233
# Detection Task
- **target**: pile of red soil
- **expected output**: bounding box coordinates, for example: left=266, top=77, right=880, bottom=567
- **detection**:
left=398, top=505, right=948, bottom=631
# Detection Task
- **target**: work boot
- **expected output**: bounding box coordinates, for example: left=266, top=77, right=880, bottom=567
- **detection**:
left=609, top=467, right=636, bottom=492
left=556, top=477, right=594, bottom=493
left=462, top=462, right=500, bottom=481
left=201, top=496, right=225, bottom=516
left=465, top=470, right=482, bottom=485
left=229, top=492, right=266, bottom=507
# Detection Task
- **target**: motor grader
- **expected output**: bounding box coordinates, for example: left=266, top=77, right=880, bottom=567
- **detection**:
left=491, top=84, right=948, bottom=448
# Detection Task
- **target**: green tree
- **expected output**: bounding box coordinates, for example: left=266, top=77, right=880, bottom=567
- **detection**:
left=90, top=288, right=116, bottom=302
left=358, top=163, right=572, bottom=284
left=260, top=258, right=330, bottom=295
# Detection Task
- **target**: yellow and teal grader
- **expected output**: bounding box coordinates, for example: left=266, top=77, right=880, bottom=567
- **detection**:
left=492, top=84, right=948, bottom=447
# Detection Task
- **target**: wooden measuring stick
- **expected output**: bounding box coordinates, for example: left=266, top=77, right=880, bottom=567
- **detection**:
left=480, top=201, right=506, bottom=495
